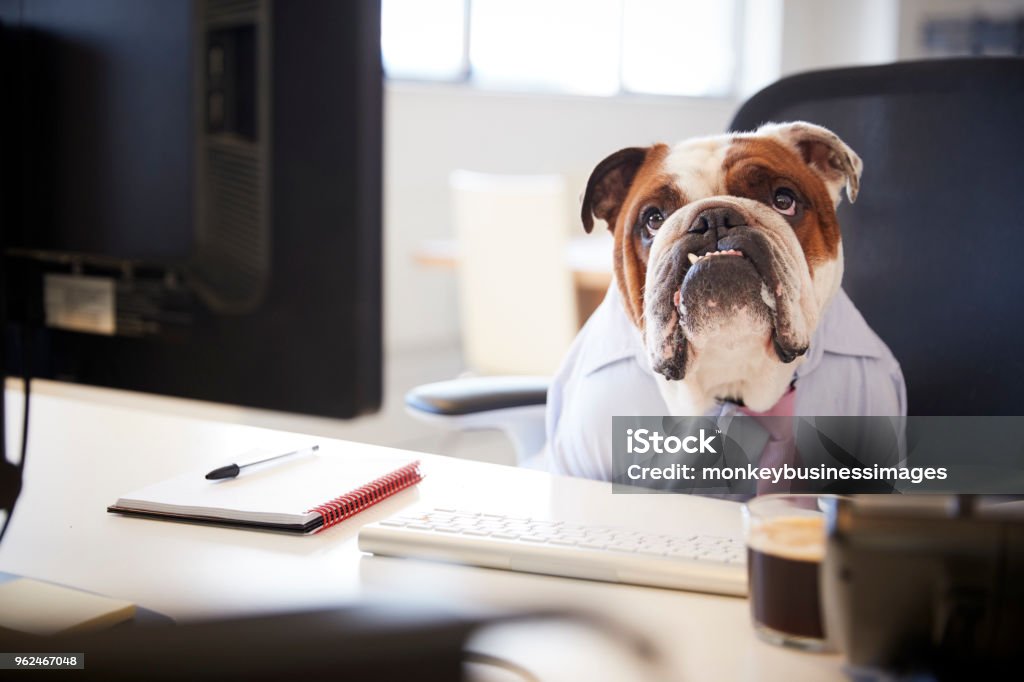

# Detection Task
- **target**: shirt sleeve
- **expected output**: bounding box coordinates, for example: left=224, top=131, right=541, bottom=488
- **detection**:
left=546, top=356, right=669, bottom=481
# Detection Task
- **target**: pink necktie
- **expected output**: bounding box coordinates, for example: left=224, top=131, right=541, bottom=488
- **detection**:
left=740, top=387, right=799, bottom=494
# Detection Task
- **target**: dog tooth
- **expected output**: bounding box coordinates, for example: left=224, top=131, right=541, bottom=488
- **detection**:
left=687, top=253, right=699, bottom=265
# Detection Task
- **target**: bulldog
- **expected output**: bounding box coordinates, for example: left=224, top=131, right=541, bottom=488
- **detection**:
left=580, top=122, right=862, bottom=415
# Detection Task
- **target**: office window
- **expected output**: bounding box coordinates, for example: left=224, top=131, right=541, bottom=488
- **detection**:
left=621, top=0, right=738, bottom=96
left=381, top=0, right=740, bottom=97
left=381, top=0, right=468, bottom=80
left=469, top=0, right=621, bottom=96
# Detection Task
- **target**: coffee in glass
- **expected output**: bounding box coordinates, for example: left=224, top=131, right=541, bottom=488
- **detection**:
left=743, top=495, right=831, bottom=651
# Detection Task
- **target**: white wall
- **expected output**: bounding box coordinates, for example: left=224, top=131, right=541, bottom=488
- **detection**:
left=383, top=85, right=738, bottom=352
left=779, top=0, right=900, bottom=77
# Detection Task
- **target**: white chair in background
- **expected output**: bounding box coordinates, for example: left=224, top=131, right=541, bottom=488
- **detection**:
left=450, top=170, right=577, bottom=377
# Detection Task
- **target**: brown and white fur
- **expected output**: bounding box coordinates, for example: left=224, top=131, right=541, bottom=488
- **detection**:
left=580, top=122, right=862, bottom=414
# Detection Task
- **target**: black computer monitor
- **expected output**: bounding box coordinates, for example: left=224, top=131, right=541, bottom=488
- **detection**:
left=0, top=0, right=382, bottom=419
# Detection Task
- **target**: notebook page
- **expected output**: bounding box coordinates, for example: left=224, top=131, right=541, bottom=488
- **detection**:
left=114, top=451, right=417, bottom=526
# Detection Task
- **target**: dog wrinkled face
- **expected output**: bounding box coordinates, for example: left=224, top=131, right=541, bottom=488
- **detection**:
left=581, top=122, right=862, bottom=412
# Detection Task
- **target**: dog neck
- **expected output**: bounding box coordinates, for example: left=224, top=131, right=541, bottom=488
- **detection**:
left=652, top=326, right=805, bottom=415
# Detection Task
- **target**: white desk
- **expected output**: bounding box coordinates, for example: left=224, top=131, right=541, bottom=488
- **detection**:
left=0, top=383, right=844, bottom=681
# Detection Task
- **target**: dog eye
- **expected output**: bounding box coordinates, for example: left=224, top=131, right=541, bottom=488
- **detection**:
left=642, top=207, right=665, bottom=234
left=772, top=188, right=797, bottom=216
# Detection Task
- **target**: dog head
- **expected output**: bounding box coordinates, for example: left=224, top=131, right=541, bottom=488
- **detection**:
left=581, top=122, right=862, bottom=413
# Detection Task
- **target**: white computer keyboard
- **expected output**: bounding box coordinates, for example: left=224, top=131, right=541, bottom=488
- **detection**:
left=358, top=508, right=748, bottom=597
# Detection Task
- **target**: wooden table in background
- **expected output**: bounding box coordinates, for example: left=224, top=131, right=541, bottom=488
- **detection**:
left=414, top=235, right=614, bottom=327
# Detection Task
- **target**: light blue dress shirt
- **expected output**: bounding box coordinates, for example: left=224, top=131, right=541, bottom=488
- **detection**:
left=544, top=285, right=907, bottom=480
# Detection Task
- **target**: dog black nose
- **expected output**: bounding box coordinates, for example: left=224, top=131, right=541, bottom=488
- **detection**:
left=687, top=206, right=746, bottom=235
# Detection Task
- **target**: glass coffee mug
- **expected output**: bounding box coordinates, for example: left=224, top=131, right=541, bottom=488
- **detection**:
left=742, top=494, right=834, bottom=652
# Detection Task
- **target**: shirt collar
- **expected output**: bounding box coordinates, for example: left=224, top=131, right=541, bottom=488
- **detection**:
left=582, top=285, right=887, bottom=380
left=796, top=287, right=889, bottom=378
left=579, top=285, right=647, bottom=378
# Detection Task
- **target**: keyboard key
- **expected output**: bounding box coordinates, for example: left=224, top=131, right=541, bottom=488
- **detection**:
left=636, top=547, right=668, bottom=556
left=666, top=547, right=699, bottom=559
left=609, top=542, right=641, bottom=552
left=529, top=522, right=561, bottom=531
left=702, top=553, right=732, bottom=563
left=379, top=520, right=407, bottom=527
left=407, top=523, right=433, bottom=530
left=642, top=544, right=673, bottom=554
left=491, top=531, right=520, bottom=540
left=549, top=538, right=578, bottom=546
left=463, top=529, right=491, bottom=537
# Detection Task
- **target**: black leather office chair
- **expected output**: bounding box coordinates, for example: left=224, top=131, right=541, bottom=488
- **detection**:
left=407, top=57, right=1024, bottom=461
left=730, top=57, right=1024, bottom=416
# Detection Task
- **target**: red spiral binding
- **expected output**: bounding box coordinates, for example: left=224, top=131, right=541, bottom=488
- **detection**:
left=306, top=461, right=423, bottom=532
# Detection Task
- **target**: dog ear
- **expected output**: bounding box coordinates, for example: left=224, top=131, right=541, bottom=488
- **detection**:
left=761, top=122, right=863, bottom=205
left=581, top=147, right=649, bottom=233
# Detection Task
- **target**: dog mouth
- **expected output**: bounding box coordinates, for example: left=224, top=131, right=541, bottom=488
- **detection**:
left=685, top=248, right=745, bottom=266
left=682, top=230, right=767, bottom=280
left=675, top=231, right=765, bottom=294
left=647, top=226, right=809, bottom=380
left=671, top=247, right=757, bottom=309
left=674, top=237, right=767, bottom=309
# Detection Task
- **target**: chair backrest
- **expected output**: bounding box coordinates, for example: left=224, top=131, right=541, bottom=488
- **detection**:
left=730, top=58, right=1024, bottom=416
left=450, top=170, right=577, bottom=375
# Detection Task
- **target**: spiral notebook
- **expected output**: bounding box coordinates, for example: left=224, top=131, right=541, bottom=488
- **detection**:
left=108, top=451, right=422, bottom=534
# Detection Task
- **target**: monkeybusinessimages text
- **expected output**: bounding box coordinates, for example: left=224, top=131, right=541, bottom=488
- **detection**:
left=624, top=428, right=949, bottom=486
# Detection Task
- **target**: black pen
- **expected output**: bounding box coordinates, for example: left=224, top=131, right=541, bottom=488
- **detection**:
left=205, top=445, right=320, bottom=480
